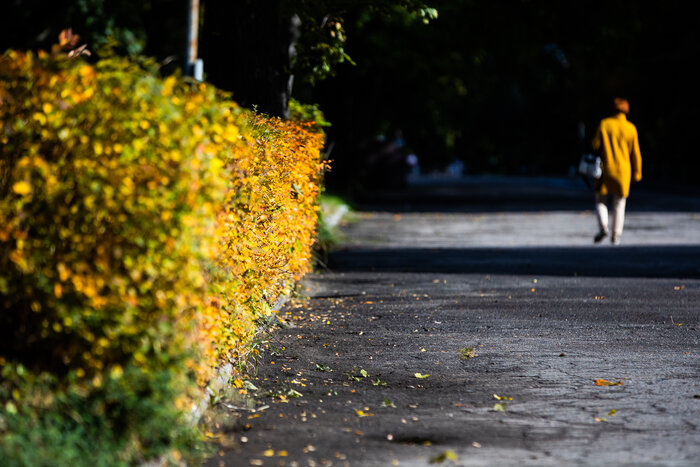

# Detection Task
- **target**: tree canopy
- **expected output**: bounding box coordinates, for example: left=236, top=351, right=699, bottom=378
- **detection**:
left=311, top=0, right=700, bottom=189
left=2, top=0, right=698, bottom=188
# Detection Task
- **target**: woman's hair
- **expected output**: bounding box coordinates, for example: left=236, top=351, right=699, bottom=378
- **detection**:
left=613, top=98, right=630, bottom=114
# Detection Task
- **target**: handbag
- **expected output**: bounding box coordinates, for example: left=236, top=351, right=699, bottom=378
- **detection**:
left=578, top=153, right=602, bottom=179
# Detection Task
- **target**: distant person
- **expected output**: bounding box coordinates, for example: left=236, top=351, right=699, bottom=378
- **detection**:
left=591, top=98, right=642, bottom=244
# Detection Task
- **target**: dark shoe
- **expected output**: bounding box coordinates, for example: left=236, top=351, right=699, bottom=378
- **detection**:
left=594, top=230, right=608, bottom=243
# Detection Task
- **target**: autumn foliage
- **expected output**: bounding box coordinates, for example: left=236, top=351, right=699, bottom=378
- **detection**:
left=0, top=47, right=325, bottom=464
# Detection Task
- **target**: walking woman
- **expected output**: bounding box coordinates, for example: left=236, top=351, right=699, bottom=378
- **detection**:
left=591, top=98, right=642, bottom=244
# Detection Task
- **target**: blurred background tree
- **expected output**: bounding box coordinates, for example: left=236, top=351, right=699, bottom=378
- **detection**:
left=2, top=0, right=698, bottom=193
left=200, top=0, right=435, bottom=118
left=312, top=0, right=700, bottom=192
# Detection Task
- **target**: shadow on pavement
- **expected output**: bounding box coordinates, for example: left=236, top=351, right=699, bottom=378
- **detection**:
left=329, top=245, right=700, bottom=278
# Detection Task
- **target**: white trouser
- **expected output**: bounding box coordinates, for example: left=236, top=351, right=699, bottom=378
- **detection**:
left=595, top=193, right=627, bottom=238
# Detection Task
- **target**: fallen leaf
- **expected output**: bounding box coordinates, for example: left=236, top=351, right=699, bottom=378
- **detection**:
left=414, top=372, right=430, bottom=379
left=263, top=449, right=274, bottom=457
left=429, top=449, right=458, bottom=464
left=595, top=379, right=623, bottom=386
left=459, top=347, right=477, bottom=359
left=608, top=409, right=617, bottom=416
left=493, top=394, right=512, bottom=401
left=594, top=417, right=607, bottom=422
left=314, top=363, right=332, bottom=372
left=493, top=402, right=507, bottom=412
left=355, top=409, right=373, bottom=417
left=381, top=398, right=396, bottom=408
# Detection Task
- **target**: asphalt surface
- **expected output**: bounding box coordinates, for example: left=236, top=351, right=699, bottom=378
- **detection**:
left=204, top=176, right=700, bottom=466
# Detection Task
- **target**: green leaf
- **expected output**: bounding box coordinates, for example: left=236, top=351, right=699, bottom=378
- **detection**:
left=381, top=398, right=396, bottom=408
left=458, top=347, right=477, bottom=360
left=314, top=363, right=332, bottom=372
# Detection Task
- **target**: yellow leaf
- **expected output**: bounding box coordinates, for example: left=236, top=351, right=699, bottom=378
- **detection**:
left=161, top=76, right=176, bottom=97
left=78, top=65, right=95, bottom=78
left=110, top=365, right=123, bottom=379
left=493, top=394, right=512, bottom=401
left=429, top=450, right=458, bottom=464
left=12, top=181, right=31, bottom=195
left=414, top=372, right=430, bottom=379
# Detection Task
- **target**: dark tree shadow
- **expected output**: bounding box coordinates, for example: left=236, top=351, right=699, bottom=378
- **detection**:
left=329, top=246, right=700, bottom=278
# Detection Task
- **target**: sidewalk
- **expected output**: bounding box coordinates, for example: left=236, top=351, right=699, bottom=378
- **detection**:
left=206, top=176, right=700, bottom=466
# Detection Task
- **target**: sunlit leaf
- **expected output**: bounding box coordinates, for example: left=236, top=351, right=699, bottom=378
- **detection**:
left=493, top=403, right=507, bottom=412
left=595, top=379, right=623, bottom=386
left=429, top=449, right=458, bottom=464
left=12, top=181, right=31, bottom=195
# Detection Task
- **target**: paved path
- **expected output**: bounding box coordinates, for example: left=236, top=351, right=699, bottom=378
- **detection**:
left=206, top=176, right=700, bottom=466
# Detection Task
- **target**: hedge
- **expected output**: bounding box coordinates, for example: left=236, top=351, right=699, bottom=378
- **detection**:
left=0, top=47, right=325, bottom=465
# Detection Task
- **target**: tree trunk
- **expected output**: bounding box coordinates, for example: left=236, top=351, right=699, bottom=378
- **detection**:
left=201, top=0, right=297, bottom=118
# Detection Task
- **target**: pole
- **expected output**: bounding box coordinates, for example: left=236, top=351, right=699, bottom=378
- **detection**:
left=185, top=0, right=203, bottom=80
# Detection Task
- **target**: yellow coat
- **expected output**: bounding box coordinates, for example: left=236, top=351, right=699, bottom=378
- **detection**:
left=592, top=113, right=642, bottom=197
